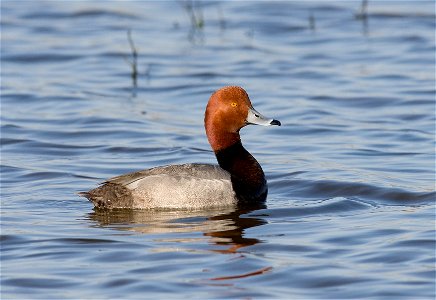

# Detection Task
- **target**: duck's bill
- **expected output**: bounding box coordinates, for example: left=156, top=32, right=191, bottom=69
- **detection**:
left=246, top=106, right=281, bottom=126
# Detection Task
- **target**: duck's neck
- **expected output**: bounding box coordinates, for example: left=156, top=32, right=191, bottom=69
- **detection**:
left=207, top=129, right=241, bottom=152
left=215, top=141, right=267, bottom=204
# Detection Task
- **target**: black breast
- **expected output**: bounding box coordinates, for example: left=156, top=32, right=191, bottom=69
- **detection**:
left=215, top=141, right=267, bottom=205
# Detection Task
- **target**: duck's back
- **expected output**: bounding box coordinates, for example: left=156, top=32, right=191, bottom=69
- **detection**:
left=81, top=163, right=237, bottom=209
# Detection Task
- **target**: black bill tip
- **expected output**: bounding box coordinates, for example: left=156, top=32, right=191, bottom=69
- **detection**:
left=270, top=119, right=281, bottom=126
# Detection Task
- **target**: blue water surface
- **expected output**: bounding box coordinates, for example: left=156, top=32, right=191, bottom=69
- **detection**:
left=1, top=1, right=435, bottom=299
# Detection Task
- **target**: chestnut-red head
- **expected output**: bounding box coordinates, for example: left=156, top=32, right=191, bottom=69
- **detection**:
left=205, top=86, right=280, bottom=152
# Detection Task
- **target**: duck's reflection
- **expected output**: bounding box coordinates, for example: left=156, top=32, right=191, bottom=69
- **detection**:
left=87, top=204, right=267, bottom=253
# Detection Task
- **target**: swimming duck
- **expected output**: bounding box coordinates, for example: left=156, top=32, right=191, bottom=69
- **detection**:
left=80, top=86, right=280, bottom=209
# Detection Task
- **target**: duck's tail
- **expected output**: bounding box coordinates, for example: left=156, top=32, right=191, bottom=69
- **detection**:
left=77, top=184, right=133, bottom=209
left=77, top=189, right=108, bottom=208
left=77, top=191, right=91, bottom=199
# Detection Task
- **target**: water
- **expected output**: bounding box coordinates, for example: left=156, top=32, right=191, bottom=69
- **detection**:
left=1, top=1, right=435, bottom=299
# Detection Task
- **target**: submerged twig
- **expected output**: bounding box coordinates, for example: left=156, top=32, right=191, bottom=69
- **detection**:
left=125, top=29, right=138, bottom=87
left=355, top=0, right=368, bottom=20
left=217, top=5, right=226, bottom=31
left=181, top=0, right=204, bottom=29
left=179, top=0, right=205, bottom=44
left=309, top=13, right=316, bottom=31
left=354, top=0, right=369, bottom=36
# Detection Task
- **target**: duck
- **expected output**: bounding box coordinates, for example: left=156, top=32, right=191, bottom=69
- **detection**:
left=80, top=86, right=281, bottom=209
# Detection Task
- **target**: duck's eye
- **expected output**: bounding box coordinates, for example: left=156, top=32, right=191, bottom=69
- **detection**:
left=231, top=102, right=238, bottom=107
left=255, top=114, right=259, bottom=118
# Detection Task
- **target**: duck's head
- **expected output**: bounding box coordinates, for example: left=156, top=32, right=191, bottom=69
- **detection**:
left=205, top=86, right=280, bottom=151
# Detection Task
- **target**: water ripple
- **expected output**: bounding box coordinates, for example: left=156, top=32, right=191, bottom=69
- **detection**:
left=2, top=1, right=435, bottom=299
left=272, top=178, right=434, bottom=203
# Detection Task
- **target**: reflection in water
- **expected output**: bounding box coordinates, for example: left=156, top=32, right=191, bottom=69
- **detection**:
left=87, top=205, right=267, bottom=254
left=205, top=206, right=266, bottom=254
left=209, top=266, right=273, bottom=281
